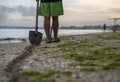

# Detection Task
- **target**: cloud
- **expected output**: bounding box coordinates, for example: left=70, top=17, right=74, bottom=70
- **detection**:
left=7, top=11, right=23, bottom=20
left=109, top=8, right=120, bottom=14
left=0, top=6, right=9, bottom=21
left=0, top=0, right=36, bottom=7
left=60, top=0, right=120, bottom=26
left=64, top=0, right=120, bottom=11
left=0, top=5, right=35, bottom=17
left=16, top=5, right=35, bottom=16
left=0, top=0, right=120, bottom=26
left=0, top=5, right=37, bottom=26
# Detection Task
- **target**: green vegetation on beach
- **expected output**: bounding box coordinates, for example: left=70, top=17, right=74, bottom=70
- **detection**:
left=20, top=32, right=120, bottom=81
left=0, top=53, right=5, bottom=56
left=22, top=70, right=72, bottom=81
left=56, top=33, right=120, bottom=71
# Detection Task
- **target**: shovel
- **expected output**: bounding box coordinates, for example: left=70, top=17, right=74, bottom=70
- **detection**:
left=29, top=0, right=42, bottom=46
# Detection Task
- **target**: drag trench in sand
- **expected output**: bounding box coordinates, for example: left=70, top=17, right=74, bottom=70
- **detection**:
left=5, top=45, right=34, bottom=82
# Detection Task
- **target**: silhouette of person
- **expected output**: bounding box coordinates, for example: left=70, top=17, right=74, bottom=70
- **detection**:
left=36, top=0, right=64, bottom=43
left=103, top=24, right=106, bottom=31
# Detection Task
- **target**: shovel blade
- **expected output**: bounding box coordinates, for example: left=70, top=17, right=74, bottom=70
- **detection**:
left=29, top=31, right=43, bottom=46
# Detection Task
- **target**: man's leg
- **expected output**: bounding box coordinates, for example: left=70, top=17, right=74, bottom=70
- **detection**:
left=44, top=17, right=51, bottom=42
left=52, top=16, right=59, bottom=41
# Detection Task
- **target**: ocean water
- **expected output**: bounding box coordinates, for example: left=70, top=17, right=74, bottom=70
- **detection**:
left=0, top=28, right=111, bottom=38
left=0, top=28, right=111, bottom=44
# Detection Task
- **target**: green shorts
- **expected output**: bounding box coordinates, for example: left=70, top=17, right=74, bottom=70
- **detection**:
left=39, top=1, right=64, bottom=17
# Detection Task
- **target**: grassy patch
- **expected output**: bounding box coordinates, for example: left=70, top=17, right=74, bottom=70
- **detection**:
left=58, top=40, right=95, bottom=55
left=61, top=46, right=120, bottom=71
left=60, top=71, right=72, bottom=76
left=21, top=70, right=72, bottom=81
left=59, top=36, right=70, bottom=41
left=34, top=33, right=120, bottom=72
left=56, top=33, right=120, bottom=72
left=22, top=70, right=55, bottom=81
left=0, top=53, right=5, bottom=56
left=58, top=41, right=80, bottom=53
left=81, top=67, right=102, bottom=72
left=98, top=33, right=120, bottom=40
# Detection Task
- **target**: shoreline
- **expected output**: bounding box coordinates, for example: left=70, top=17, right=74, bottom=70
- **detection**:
left=0, top=29, right=112, bottom=41
left=0, top=31, right=112, bottom=44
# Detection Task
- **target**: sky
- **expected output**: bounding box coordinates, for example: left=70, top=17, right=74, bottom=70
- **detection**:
left=0, top=0, right=120, bottom=27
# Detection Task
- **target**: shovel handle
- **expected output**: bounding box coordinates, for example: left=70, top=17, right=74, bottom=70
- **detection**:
left=35, top=0, right=39, bottom=31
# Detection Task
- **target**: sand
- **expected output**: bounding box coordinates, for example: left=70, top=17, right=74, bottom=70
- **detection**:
left=0, top=32, right=120, bottom=82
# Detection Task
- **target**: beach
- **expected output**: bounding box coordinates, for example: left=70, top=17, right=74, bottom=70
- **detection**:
left=0, top=32, right=120, bottom=82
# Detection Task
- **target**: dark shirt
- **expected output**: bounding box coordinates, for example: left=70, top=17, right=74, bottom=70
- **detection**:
left=41, top=0, right=62, bottom=3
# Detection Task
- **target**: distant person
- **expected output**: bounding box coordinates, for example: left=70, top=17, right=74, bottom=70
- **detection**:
left=36, top=0, right=64, bottom=43
left=103, top=24, right=106, bottom=31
